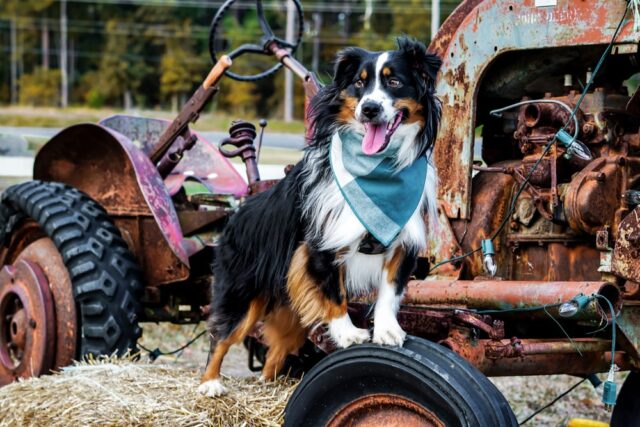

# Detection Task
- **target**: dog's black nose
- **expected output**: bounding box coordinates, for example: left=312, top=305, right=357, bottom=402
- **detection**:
left=361, top=101, right=382, bottom=120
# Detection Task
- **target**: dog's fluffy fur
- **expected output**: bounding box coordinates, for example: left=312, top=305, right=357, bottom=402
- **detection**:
left=199, top=37, right=441, bottom=397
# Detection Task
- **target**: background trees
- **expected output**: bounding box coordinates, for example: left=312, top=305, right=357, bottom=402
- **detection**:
left=0, top=0, right=460, bottom=119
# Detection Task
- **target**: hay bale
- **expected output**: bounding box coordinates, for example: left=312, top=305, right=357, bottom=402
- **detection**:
left=0, top=357, right=299, bottom=427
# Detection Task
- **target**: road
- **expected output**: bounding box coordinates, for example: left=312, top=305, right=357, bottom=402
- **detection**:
left=0, top=126, right=305, bottom=150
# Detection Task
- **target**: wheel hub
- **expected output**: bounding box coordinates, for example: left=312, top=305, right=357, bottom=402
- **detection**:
left=0, top=260, right=56, bottom=385
left=327, top=394, right=445, bottom=427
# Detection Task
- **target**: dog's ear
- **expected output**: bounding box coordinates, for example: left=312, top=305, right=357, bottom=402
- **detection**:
left=333, top=47, right=367, bottom=89
left=397, top=36, right=441, bottom=92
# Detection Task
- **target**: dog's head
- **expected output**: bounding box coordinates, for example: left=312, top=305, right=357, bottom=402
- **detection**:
left=310, top=37, right=441, bottom=165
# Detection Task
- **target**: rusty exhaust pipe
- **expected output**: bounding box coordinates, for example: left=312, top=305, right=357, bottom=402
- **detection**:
left=403, top=280, right=621, bottom=320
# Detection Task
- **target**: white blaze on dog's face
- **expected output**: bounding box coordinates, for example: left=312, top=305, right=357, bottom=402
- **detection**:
left=333, top=39, right=442, bottom=166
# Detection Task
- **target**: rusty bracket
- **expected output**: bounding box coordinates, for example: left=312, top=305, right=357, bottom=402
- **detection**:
left=453, top=310, right=504, bottom=340
left=485, top=337, right=524, bottom=359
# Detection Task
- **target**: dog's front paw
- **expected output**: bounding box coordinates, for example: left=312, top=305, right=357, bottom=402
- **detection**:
left=373, top=321, right=406, bottom=346
left=197, top=379, right=227, bottom=397
left=328, top=314, right=370, bottom=348
left=333, top=326, right=370, bottom=348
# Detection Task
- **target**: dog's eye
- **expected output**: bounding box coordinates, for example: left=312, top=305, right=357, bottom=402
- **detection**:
left=388, top=78, right=402, bottom=88
left=354, top=80, right=364, bottom=89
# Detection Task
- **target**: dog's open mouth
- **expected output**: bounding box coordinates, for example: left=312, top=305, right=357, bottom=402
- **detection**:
left=362, top=112, right=404, bottom=155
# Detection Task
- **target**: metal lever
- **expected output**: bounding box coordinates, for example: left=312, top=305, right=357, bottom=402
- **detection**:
left=218, top=120, right=260, bottom=185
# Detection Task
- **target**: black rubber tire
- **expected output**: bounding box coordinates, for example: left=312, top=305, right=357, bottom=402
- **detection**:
left=610, top=371, right=640, bottom=427
left=284, top=335, right=517, bottom=427
left=1, top=180, right=143, bottom=357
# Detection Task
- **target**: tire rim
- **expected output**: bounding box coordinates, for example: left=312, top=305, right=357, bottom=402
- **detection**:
left=0, top=260, right=56, bottom=385
left=16, top=236, right=77, bottom=370
left=327, top=393, right=446, bottom=427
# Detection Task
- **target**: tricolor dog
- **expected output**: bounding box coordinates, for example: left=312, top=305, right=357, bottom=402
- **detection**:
left=199, top=37, right=441, bottom=397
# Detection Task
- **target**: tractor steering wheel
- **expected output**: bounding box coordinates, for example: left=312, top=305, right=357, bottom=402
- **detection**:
left=209, top=0, right=304, bottom=82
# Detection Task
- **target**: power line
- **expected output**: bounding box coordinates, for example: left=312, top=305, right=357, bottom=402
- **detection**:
left=47, top=0, right=460, bottom=14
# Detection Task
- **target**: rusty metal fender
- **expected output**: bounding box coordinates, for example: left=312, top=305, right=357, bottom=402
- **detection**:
left=33, top=123, right=189, bottom=268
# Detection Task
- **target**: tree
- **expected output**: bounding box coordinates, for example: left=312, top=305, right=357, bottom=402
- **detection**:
left=94, top=20, right=151, bottom=109
left=160, top=23, right=202, bottom=111
left=18, top=67, right=60, bottom=106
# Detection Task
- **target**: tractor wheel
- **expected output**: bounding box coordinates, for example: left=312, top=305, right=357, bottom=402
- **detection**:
left=610, top=371, right=640, bottom=426
left=284, top=335, right=517, bottom=427
left=0, top=181, right=142, bottom=385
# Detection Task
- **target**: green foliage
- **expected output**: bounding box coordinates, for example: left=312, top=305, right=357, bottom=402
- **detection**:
left=0, top=0, right=53, bottom=14
left=18, top=67, right=60, bottom=106
left=2, top=1, right=460, bottom=117
left=160, top=22, right=202, bottom=110
left=92, top=20, right=152, bottom=107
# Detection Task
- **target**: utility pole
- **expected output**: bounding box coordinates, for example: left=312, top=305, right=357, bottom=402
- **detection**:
left=363, top=0, right=373, bottom=31
left=431, top=0, right=440, bottom=41
left=311, top=12, right=322, bottom=73
left=283, top=0, right=295, bottom=122
left=10, top=17, right=18, bottom=104
left=42, top=18, right=50, bottom=70
left=60, top=0, right=69, bottom=108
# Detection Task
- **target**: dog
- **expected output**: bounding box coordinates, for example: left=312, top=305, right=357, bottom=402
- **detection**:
left=198, top=37, right=441, bottom=397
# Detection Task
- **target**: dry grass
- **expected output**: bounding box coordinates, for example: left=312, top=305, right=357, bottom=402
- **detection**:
left=0, top=356, right=298, bottom=427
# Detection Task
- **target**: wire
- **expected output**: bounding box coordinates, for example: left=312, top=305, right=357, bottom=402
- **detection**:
left=595, top=294, right=618, bottom=371
left=518, top=378, right=588, bottom=425
left=138, top=329, right=207, bottom=360
left=429, top=2, right=631, bottom=274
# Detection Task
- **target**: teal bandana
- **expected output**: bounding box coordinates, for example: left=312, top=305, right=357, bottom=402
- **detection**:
left=330, top=130, right=427, bottom=247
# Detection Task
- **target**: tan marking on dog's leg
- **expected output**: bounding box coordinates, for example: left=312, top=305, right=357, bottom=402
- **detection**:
left=287, top=245, right=369, bottom=348
left=261, top=306, right=307, bottom=381
left=200, top=298, right=265, bottom=387
left=386, top=246, right=406, bottom=283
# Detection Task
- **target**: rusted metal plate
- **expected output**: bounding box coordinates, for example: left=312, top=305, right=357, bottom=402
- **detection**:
left=0, top=260, right=56, bottom=385
left=429, top=0, right=638, bottom=220
left=613, top=206, right=640, bottom=282
left=327, top=394, right=445, bottom=427
left=113, top=217, right=189, bottom=286
left=100, top=115, right=249, bottom=197
left=33, top=123, right=189, bottom=268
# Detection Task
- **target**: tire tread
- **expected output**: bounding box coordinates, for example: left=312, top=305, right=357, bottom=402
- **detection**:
left=1, top=180, right=143, bottom=357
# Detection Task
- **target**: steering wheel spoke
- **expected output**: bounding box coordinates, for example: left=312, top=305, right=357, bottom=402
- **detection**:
left=209, top=0, right=304, bottom=81
left=228, top=44, right=270, bottom=60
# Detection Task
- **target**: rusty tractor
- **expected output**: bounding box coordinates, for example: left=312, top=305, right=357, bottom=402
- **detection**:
left=2, top=0, right=640, bottom=425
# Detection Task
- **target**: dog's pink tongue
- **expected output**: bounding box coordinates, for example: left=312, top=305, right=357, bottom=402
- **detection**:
left=362, top=123, right=388, bottom=155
